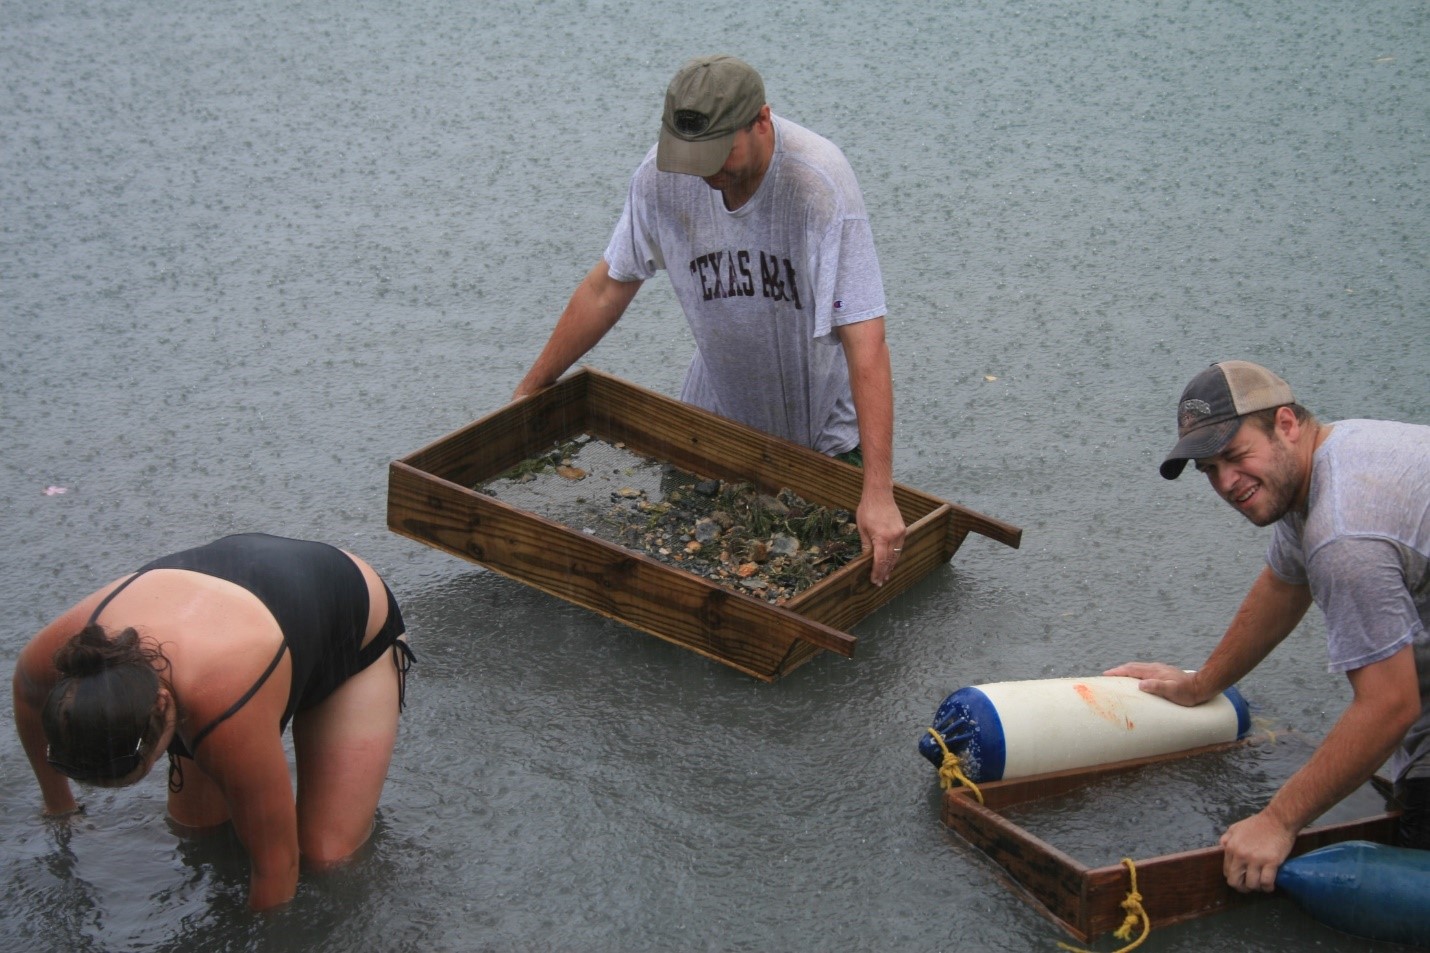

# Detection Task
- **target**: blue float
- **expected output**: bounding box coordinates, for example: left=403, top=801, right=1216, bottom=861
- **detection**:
left=1277, top=840, right=1430, bottom=947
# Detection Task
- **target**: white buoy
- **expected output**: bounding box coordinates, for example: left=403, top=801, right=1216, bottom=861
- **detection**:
left=919, top=675, right=1251, bottom=782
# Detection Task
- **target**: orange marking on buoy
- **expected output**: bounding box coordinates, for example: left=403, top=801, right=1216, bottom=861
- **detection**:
left=1073, top=683, right=1134, bottom=731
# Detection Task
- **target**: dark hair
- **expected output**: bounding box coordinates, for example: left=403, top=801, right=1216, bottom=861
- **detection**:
left=1242, top=403, right=1315, bottom=435
left=42, top=625, right=167, bottom=782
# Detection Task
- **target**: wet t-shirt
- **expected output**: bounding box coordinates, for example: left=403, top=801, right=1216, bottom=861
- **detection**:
left=1267, top=419, right=1430, bottom=782
left=604, top=115, right=885, bottom=455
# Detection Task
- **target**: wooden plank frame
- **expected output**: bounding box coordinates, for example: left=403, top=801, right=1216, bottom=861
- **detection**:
left=388, top=367, right=1022, bottom=681
left=939, top=743, right=1402, bottom=942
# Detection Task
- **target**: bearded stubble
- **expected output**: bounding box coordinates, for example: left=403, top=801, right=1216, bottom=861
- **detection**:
left=1239, top=433, right=1303, bottom=528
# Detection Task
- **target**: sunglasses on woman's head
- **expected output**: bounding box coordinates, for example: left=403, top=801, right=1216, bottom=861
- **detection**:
left=46, top=738, right=144, bottom=782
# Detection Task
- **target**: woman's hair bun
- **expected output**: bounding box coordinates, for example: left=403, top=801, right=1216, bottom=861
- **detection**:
left=53, top=625, right=149, bottom=678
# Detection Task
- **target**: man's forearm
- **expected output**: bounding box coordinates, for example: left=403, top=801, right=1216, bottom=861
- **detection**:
left=837, top=317, right=894, bottom=492
left=1265, top=647, right=1419, bottom=832
left=1193, top=566, right=1312, bottom=699
left=515, top=261, right=641, bottom=397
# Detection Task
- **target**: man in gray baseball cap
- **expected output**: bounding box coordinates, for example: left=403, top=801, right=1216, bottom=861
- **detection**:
left=1159, top=359, right=1297, bottom=481
left=515, top=55, right=906, bottom=586
left=656, top=54, right=766, bottom=178
left=1109, top=360, right=1430, bottom=891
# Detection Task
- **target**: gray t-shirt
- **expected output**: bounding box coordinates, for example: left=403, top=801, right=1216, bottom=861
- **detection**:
left=603, top=115, right=886, bottom=455
left=1266, top=419, right=1430, bottom=782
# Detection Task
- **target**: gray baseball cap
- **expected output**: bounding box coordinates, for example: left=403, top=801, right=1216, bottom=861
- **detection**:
left=656, top=55, right=765, bottom=177
left=1161, top=360, right=1295, bottom=479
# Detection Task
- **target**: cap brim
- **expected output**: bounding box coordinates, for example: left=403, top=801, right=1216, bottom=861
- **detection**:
left=1159, top=418, right=1241, bottom=480
left=656, top=127, right=736, bottom=177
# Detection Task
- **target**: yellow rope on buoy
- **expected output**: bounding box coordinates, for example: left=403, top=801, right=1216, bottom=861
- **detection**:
left=924, top=727, right=984, bottom=804
left=1055, top=858, right=1150, bottom=953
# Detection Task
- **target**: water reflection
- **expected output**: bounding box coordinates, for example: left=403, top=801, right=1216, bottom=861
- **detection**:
left=2, top=0, right=1426, bottom=950
left=1001, top=733, right=1396, bottom=866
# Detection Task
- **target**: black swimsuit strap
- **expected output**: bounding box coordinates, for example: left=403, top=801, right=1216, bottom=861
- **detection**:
left=87, top=571, right=149, bottom=625
left=185, top=640, right=289, bottom=754
left=85, top=562, right=292, bottom=760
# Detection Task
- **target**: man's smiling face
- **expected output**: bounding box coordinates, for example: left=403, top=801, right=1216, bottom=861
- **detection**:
left=1195, top=417, right=1304, bottom=527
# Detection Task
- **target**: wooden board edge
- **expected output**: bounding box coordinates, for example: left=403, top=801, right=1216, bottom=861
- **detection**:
left=1079, top=808, right=1402, bottom=936
left=937, top=740, right=1405, bottom=941
left=963, top=740, right=1250, bottom=811
left=578, top=367, right=1021, bottom=544
left=943, top=786, right=1094, bottom=938
left=386, top=459, right=858, bottom=662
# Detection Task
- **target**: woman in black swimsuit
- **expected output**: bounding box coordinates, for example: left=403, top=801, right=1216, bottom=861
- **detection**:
left=12, top=534, right=414, bottom=911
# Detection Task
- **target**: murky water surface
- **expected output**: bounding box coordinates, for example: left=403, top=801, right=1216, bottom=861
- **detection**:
left=1000, top=733, right=1395, bottom=867
left=2, top=1, right=1426, bottom=950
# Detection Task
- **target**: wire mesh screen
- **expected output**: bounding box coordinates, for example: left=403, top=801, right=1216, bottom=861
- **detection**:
left=476, top=434, right=860, bottom=605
